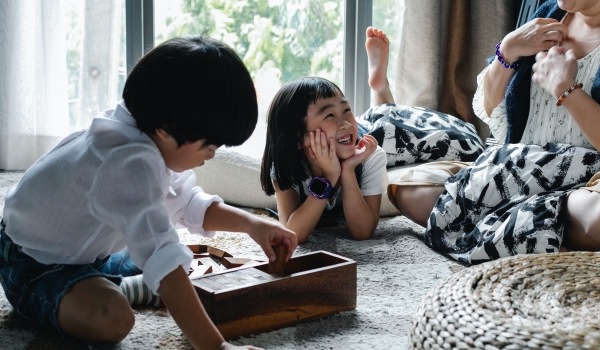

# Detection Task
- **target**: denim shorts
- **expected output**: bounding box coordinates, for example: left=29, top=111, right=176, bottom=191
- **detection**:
left=0, top=220, right=142, bottom=335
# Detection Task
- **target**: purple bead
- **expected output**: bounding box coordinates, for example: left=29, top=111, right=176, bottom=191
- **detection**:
left=495, top=41, right=519, bottom=69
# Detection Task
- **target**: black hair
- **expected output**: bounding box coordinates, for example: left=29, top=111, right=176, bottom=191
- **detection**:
left=260, top=76, right=362, bottom=196
left=123, top=36, right=257, bottom=147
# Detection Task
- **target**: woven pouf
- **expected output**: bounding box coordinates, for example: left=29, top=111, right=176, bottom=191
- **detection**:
left=409, top=252, right=600, bottom=350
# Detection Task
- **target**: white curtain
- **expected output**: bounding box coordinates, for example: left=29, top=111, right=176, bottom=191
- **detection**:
left=0, top=0, right=69, bottom=171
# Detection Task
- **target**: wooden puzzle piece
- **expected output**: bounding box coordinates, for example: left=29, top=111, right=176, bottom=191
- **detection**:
left=188, top=264, right=212, bottom=279
left=222, top=257, right=254, bottom=269
left=187, top=244, right=208, bottom=253
left=199, top=257, right=224, bottom=273
left=208, top=246, right=233, bottom=259
left=267, top=245, right=287, bottom=276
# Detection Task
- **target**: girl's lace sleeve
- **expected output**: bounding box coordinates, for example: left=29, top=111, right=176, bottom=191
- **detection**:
left=472, top=65, right=509, bottom=143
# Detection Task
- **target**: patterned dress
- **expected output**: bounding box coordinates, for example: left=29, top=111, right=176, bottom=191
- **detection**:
left=358, top=104, right=485, bottom=166
left=427, top=18, right=600, bottom=264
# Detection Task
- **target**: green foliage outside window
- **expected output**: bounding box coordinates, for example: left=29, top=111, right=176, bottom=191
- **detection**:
left=155, top=0, right=344, bottom=85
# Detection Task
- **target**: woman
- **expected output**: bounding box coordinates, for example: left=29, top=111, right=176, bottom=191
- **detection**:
left=391, top=0, right=600, bottom=264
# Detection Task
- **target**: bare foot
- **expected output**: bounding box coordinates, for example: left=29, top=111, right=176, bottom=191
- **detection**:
left=365, top=27, right=394, bottom=105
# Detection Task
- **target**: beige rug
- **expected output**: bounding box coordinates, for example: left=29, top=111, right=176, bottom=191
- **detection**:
left=0, top=171, right=465, bottom=350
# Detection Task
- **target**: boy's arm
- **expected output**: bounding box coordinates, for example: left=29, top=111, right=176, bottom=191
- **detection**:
left=202, top=202, right=297, bottom=261
left=157, top=266, right=224, bottom=350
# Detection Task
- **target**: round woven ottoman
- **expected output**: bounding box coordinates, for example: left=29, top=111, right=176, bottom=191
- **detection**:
left=410, top=252, right=600, bottom=350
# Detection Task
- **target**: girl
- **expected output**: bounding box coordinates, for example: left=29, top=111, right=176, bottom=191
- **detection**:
left=260, top=75, right=387, bottom=244
left=260, top=28, right=484, bottom=243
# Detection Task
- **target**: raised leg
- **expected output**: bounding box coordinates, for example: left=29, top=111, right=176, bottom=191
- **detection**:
left=562, top=189, right=600, bottom=251
left=395, top=185, right=445, bottom=227
left=58, top=277, right=135, bottom=342
left=366, top=26, right=395, bottom=105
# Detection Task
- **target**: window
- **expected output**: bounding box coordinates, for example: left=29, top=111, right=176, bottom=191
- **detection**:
left=373, top=0, right=404, bottom=104
left=64, top=0, right=127, bottom=132
left=64, top=0, right=404, bottom=157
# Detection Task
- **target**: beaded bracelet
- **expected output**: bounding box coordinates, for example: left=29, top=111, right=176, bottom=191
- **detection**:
left=556, top=82, right=583, bottom=106
left=495, top=42, right=519, bottom=69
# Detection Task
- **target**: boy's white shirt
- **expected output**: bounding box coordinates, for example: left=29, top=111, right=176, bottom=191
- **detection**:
left=3, top=101, right=223, bottom=294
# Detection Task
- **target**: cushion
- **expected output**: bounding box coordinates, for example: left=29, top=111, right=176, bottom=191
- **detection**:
left=194, top=147, right=406, bottom=217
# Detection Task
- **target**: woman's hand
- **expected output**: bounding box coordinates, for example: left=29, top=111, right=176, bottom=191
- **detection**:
left=500, top=18, right=568, bottom=62
left=340, top=135, right=377, bottom=171
left=532, top=46, right=578, bottom=99
left=307, top=129, right=341, bottom=183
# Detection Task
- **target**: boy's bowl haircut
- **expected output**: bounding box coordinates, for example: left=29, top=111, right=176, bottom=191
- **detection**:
left=123, top=36, right=258, bottom=148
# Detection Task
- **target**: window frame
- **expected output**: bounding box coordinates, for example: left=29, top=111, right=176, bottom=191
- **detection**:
left=124, top=0, right=372, bottom=114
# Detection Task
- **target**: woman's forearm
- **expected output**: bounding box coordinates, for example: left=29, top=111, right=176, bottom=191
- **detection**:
left=561, top=89, right=600, bottom=150
left=483, top=58, right=517, bottom=116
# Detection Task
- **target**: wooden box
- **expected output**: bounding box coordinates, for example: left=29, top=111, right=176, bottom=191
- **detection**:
left=191, top=250, right=356, bottom=339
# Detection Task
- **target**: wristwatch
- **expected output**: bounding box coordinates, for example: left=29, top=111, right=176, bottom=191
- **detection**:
left=308, top=176, right=338, bottom=200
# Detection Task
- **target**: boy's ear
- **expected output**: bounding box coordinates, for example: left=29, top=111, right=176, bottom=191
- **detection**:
left=155, top=128, right=171, bottom=141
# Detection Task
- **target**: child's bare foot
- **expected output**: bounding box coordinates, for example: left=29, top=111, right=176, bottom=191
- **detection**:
left=366, top=27, right=394, bottom=105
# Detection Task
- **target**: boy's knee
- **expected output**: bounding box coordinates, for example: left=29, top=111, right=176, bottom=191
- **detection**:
left=92, top=298, right=135, bottom=342
left=59, top=279, right=135, bottom=342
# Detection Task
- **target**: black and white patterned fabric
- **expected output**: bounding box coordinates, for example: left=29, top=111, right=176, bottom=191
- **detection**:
left=357, top=104, right=485, bottom=167
left=426, top=143, right=600, bottom=265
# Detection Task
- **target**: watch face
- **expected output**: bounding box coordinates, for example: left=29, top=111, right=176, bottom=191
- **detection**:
left=310, top=178, right=327, bottom=195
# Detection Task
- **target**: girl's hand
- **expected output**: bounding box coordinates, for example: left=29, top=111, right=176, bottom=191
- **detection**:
left=307, top=129, right=341, bottom=182
left=340, top=135, right=378, bottom=171
left=245, top=217, right=298, bottom=262
left=500, top=18, right=568, bottom=63
left=532, top=46, right=578, bottom=99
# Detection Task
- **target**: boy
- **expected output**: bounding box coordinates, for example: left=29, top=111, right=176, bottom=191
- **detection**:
left=0, top=36, right=297, bottom=350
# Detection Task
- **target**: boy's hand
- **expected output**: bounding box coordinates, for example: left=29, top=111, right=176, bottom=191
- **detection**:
left=218, top=341, right=263, bottom=350
left=341, top=134, right=378, bottom=171
left=246, top=217, right=298, bottom=262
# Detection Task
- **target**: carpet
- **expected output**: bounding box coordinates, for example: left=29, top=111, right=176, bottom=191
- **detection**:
left=0, top=171, right=465, bottom=350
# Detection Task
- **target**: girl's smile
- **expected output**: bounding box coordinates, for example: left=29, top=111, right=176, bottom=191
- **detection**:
left=304, top=93, right=358, bottom=160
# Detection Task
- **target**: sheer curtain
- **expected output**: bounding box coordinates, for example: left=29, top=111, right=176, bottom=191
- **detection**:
left=395, top=0, right=518, bottom=141
left=0, top=0, right=69, bottom=171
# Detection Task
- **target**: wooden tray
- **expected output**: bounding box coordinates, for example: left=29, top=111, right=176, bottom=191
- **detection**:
left=191, top=250, right=357, bottom=339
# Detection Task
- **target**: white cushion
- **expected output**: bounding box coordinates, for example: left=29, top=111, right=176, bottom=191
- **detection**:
left=194, top=147, right=414, bottom=217
left=193, top=148, right=277, bottom=210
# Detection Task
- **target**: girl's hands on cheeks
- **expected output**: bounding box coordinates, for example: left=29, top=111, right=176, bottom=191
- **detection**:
left=341, top=134, right=377, bottom=171
left=245, top=216, right=298, bottom=262
left=532, top=46, right=578, bottom=99
left=500, top=18, right=568, bottom=63
left=308, top=129, right=341, bottom=182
